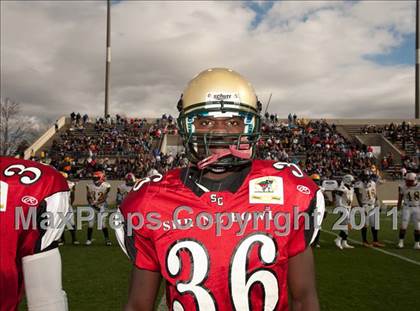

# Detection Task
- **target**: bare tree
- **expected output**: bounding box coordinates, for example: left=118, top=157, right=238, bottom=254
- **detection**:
left=0, top=98, right=35, bottom=156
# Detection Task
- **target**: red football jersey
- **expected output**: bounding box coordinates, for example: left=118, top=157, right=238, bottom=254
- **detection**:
left=0, top=157, right=70, bottom=311
left=118, top=160, right=324, bottom=311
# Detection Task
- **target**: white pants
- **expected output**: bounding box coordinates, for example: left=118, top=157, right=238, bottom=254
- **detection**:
left=88, top=203, right=108, bottom=230
left=401, top=206, right=420, bottom=231
left=341, top=207, right=351, bottom=225
left=363, top=205, right=379, bottom=228
left=67, top=207, right=75, bottom=228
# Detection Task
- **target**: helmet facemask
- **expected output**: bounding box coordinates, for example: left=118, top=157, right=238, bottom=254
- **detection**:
left=93, top=177, right=102, bottom=186
left=405, top=172, right=417, bottom=187
left=177, top=101, right=261, bottom=171
left=93, top=171, right=105, bottom=186
left=125, top=173, right=136, bottom=186
left=361, top=169, right=372, bottom=183
left=342, top=174, right=354, bottom=188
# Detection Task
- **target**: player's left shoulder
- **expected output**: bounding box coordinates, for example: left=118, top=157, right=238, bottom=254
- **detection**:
left=251, top=159, right=320, bottom=210
left=119, top=171, right=168, bottom=215
left=252, top=159, right=301, bottom=176
left=252, top=159, right=318, bottom=190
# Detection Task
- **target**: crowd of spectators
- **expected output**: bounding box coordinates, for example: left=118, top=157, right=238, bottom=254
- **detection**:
left=257, top=115, right=376, bottom=180
left=41, top=113, right=184, bottom=179
left=32, top=112, right=419, bottom=181
left=361, top=122, right=418, bottom=151
left=361, top=122, right=419, bottom=176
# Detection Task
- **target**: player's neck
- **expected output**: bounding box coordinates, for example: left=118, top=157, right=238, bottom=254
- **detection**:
left=201, top=164, right=250, bottom=181
left=203, top=170, right=235, bottom=181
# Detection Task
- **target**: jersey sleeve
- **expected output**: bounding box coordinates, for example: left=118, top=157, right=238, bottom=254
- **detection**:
left=21, top=169, right=70, bottom=256
left=117, top=187, right=160, bottom=272
left=126, top=229, right=160, bottom=272
left=288, top=187, right=325, bottom=258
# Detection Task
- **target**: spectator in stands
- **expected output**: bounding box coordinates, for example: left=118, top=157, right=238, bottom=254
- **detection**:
left=401, top=166, right=407, bottom=178
left=70, top=112, right=76, bottom=125
left=381, top=157, right=389, bottom=170
left=76, top=113, right=81, bottom=125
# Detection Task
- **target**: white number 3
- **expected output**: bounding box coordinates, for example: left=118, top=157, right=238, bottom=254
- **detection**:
left=4, top=164, right=42, bottom=185
left=166, top=233, right=279, bottom=310
left=166, top=240, right=215, bottom=311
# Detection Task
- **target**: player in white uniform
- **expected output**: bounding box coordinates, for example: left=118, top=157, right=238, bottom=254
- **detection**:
left=86, top=171, right=111, bottom=246
left=116, top=173, right=136, bottom=208
left=397, top=172, right=420, bottom=249
left=354, top=169, right=384, bottom=247
left=58, top=172, right=79, bottom=245
left=310, top=173, right=325, bottom=248
left=334, top=174, right=355, bottom=249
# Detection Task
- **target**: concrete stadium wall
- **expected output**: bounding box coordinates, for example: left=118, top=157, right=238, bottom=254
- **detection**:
left=72, top=179, right=402, bottom=206
left=24, top=116, right=67, bottom=159
left=73, top=180, right=122, bottom=206
left=377, top=182, right=400, bottom=203
left=355, top=133, right=403, bottom=162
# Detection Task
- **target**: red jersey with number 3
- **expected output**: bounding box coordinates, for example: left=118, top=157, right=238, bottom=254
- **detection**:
left=118, top=159, right=325, bottom=311
left=0, top=157, right=70, bottom=311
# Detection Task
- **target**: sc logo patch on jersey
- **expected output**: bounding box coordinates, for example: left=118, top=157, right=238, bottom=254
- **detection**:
left=249, top=176, right=284, bottom=205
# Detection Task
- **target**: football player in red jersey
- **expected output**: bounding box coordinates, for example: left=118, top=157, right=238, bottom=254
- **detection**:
left=117, top=68, right=325, bottom=311
left=0, top=157, right=70, bottom=311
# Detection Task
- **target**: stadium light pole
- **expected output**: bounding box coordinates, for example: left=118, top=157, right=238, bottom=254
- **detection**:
left=416, top=0, right=419, bottom=119
left=104, top=0, right=111, bottom=118
left=264, top=93, right=272, bottom=115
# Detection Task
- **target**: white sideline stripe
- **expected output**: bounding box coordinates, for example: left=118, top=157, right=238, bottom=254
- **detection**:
left=321, top=229, right=420, bottom=267
left=383, top=240, right=395, bottom=244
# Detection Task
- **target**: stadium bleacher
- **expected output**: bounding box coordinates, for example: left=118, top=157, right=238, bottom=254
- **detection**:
left=256, top=117, right=375, bottom=181
left=25, top=113, right=419, bottom=184
left=39, top=114, right=185, bottom=179
left=358, top=122, right=419, bottom=179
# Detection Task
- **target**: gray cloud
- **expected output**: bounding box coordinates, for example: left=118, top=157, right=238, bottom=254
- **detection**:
left=1, top=0, right=416, bottom=123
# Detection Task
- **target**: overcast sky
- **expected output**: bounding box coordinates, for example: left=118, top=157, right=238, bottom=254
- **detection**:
left=1, top=0, right=417, bottom=123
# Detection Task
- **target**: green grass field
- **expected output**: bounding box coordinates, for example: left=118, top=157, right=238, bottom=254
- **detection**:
left=21, top=209, right=420, bottom=311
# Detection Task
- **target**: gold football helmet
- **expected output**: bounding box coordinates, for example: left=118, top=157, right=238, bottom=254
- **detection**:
left=177, top=68, right=262, bottom=168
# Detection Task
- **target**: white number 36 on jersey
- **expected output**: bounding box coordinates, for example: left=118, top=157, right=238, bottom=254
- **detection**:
left=166, top=233, right=279, bottom=311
